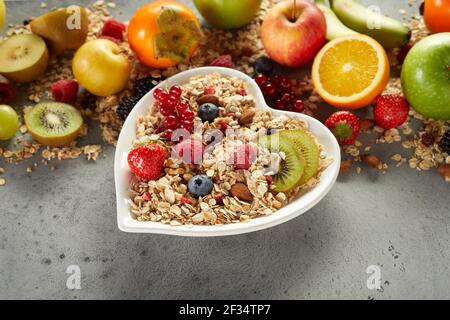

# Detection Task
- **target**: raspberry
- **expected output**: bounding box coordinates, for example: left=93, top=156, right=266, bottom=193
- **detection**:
left=209, top=55, right=235, bottom=68
left=101, top=18, right=126, bottom=42
left=51, top=80, right=79, bottom=103
left=127, top=144, right=166, bottom=181
left=0, top=83, right=14, bottom=104
left=373, top=95, right=409, bottom=129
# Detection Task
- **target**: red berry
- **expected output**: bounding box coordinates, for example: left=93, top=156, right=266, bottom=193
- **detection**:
left=181, top=109, right=195, bottom=122
left=163, top=129, right=173, bottom=140
left=176, top=102, right=188, bottom=114
left=255, top=74, right=268, bottom=87
left=101, top=18, right=126, bottom=42
left=128, top=144, right=167, bottom=181
left=209, top=55, right=235, bottom=68
left=51, top=79, right=79, bottom=103
left=270, top=75, right=283, bottom=87
left=169, top=85, right=182, bottom=98
left=166, top=115, right=178, bottom=130
left=279, top=78, right=293, bottom=93
left=266, top=175, right=273, bottom=185
left=180, top=197, right=193, bottom=205
left=167, top=95, right=179, bottom=109
left=155, top=123, right=166, bottom=134
left=204, top=86, right=215, bottom=95
left=0, top=83, right=14, bottom=104
left=180, top=120, right=194, bottom=132
left=273, top=99, right=285, bottom=110
left=153, top=87, right=165, bottom=100
left=174, top=139, right=204, bottom=164
left=293, top=100, right=305, bottom=113
left=280, top=93, right=293, bottom=106
left=262, top=83, right=277, bottom=99
left=373, top=95, right=409, bottom=129
left=325, top=111, right=361, bottom=145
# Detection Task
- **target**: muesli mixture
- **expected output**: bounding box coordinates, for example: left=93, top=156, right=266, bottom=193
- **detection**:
left=127, top=73, right=331, bottom=226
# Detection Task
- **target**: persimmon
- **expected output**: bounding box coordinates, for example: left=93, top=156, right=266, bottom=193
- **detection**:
left=424, top=0, right=450, bottom=33
left=128, top=1, right=202, bottom=68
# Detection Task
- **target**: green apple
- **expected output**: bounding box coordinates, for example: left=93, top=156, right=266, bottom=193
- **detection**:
left=194, top=0, right=262, bottom=29
left=401, top=33, right=450, bottom=120
left=0, top=104, right=19, bottom=141
left=72, top=39, right=131, bottom=97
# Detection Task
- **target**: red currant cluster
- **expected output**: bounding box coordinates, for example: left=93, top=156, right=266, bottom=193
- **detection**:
left=255, top=74, right=305, bottom=113
left=153, top=85, right=196, bottom=140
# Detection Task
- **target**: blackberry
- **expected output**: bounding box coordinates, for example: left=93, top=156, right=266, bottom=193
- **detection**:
left=116, top=96, right=139, bottom=121
left=440, top=130, right=450, bottom=154
left=79, top=92, right=97, bottom=109
left=134, top=77, right=161, bottom=99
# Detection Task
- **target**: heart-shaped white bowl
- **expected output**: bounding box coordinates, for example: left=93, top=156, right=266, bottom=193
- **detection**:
left=115, top=67, right=340, bottom=237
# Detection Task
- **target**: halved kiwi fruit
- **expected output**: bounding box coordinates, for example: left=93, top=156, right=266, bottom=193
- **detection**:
left=24, top=102, right=83, bottom=147
left=279, top=130, right=320, bottom=186
left=257, top=133, right=305, bottom=193
left=0, top=34, right=49, bottom=83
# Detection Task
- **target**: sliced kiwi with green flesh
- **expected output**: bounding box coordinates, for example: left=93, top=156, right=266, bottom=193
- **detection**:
left=279, top=130, right=320, bottom=186
left=0, top=34, right=49, bottom=83
left=257, top=133, right=305, bottom=193
left=25, top=102, right=83, bottom=147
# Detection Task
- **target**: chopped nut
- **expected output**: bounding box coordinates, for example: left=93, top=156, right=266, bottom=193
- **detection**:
left=238, top=108, right=256, bottom=126
left=230, top=183, right=254, bottom=203
left=362, top=154, right=381, bottom=169
left=197, top=94, right=220, bottom=106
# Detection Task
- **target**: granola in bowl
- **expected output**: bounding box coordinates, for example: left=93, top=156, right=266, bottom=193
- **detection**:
left=125, top=72, right=332, bottom=227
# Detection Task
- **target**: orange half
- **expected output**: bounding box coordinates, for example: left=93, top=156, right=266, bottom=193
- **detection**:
left=312, top=34, right=390, bottom=110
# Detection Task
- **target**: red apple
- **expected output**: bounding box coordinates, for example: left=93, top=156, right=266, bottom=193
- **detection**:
left=261, top=0, right=326, bottom=68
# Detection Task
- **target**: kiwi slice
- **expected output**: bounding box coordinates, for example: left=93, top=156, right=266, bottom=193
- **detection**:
left=258, top=133, right=305, bottom=193
left=0, top=34, right=49, bottom=83
left=25, top=102, right=83, bottom=147
left=280, top=130, right=320, bottom=186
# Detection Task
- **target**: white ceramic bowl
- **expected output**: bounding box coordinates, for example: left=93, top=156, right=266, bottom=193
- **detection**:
left=115, top=67, right=340, bottom=237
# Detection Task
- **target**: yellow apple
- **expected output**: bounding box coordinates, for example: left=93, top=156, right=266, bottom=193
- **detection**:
left=0, top=0, right=6, bottom=30
left=72, top=39, right=131, bottom=97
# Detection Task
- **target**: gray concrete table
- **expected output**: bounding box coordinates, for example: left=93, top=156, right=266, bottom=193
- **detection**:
left=1, top=0, right=449, bottom=300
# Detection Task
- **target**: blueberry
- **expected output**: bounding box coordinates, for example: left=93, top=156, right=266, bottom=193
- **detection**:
left=198, top=103, right=220, bottom=122
left=254, top=56, right=274, bottom=75
left=188, top=175, right=214, bottom=197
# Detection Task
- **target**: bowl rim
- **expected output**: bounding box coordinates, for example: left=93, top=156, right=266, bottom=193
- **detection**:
left=114, top=67, right=341, bottom=237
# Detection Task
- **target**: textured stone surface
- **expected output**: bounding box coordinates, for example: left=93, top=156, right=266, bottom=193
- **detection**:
left=1, top=0, right=450, bottom=300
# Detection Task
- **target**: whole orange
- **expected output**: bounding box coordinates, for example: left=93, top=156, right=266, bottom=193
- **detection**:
left=424, top=0, right=450, bottom=33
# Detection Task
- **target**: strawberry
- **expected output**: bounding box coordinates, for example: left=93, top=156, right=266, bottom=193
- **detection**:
left=101, top=18, right=126, bottom=42
left=209, top=55, right=235, bottom=68
left=51, top=80, right=79, bottom=103
left=325, top=111, right=361, bottom=145
left=373, top=95, right=409, bottom=129
left=127, top=144, right=166, bottom=181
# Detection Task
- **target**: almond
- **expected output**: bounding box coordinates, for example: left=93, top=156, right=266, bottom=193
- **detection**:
left=239, top=108, right=256, bottom=126
left=437, top=164, right=450, bottom=179
left=197, top=94, right=219, bottom=106
left=340, top=160, right=352, bottom=174
left=230, top=183, right=254, bottom=203
left=360, top=118, right=374, bottom=131
left=362, top=154, right=381, bottom=168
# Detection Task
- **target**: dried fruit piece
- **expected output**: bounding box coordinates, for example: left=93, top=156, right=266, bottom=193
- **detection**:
left=0, top=83, right=14, bottom=104
left=340, top=160, right=352, bottom=174
left=209, top=54, right=235, bottom=68
left=437, top=164, right=450, bottom=180
left=239, top=108, right=256, bottom=126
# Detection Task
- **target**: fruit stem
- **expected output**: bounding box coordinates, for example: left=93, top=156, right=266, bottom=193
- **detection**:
left=292, top=0, right=296, bottom=22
